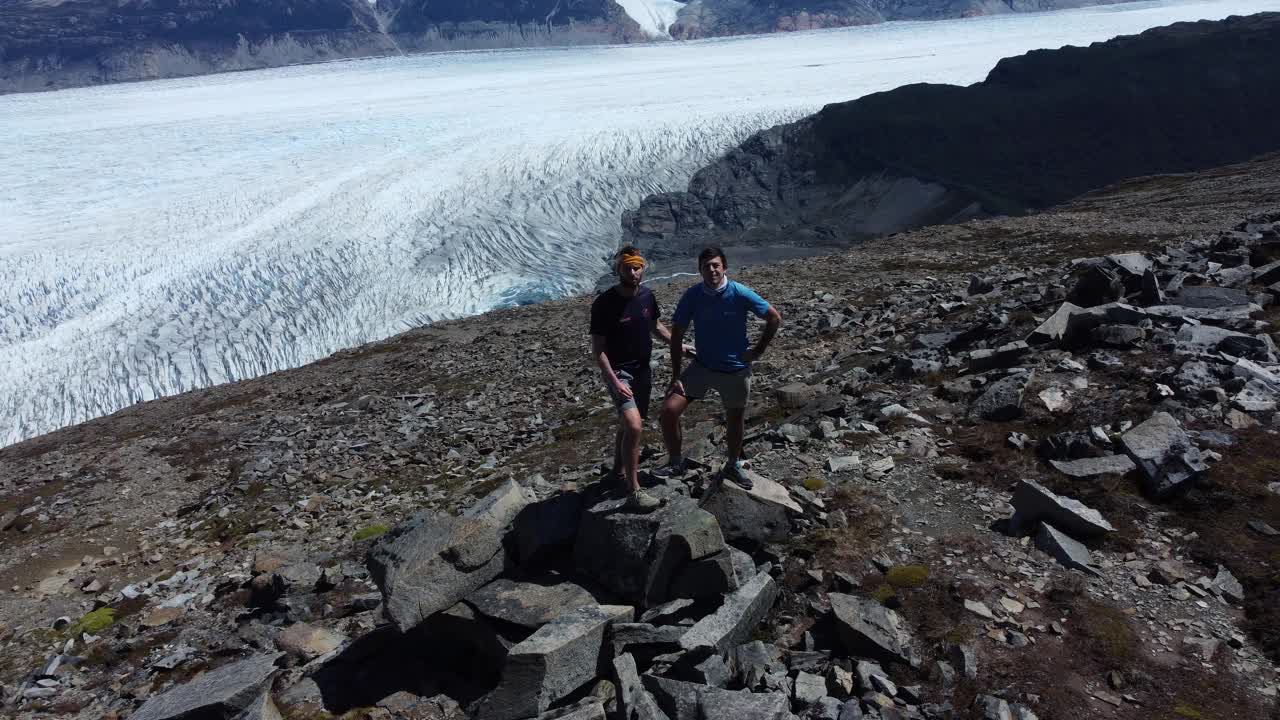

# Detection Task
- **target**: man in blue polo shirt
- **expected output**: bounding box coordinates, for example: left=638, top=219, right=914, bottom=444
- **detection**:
left=656, top=246, right=783, bottom=489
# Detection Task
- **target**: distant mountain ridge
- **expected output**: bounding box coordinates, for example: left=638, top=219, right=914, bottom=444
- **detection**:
left=622, top=12, right=1280, bottom=259
left=1, top=0, right=1142, bottom=93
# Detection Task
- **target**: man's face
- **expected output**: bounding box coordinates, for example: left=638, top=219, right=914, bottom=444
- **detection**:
left=618, top=262, right=643, bottom=288
left=700, top=256, right=726, bottom=288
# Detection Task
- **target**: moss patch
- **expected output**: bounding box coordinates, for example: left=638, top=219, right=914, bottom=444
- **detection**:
left=353, top=525, right=389, bottom=542
left=70, top=608, right=116, bottom=635
left=1172, top=704, right=1204, bottom=719
left=802, top=476, right=826, bottom=492
left=885, top=565, right=930, bottom=589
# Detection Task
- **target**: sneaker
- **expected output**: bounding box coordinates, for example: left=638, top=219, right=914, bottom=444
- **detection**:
left=625, top=489, right=661, bottom=513
left=722, top=461, right=754, bottom=490
left=651, top=457, right=690, bottom=479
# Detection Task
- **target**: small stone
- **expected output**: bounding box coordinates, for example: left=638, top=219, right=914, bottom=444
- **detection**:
left=964, top=600, right=994, bottom=620
left=1248, top=520, right=1280, bottom=537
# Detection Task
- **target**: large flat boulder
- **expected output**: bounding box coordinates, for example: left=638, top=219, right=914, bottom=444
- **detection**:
left=1007, top=480, right=1114, bottom=539
left=132, top=652, right=283, bottom=720
left=1027, top=302, right=1082, bottom=345
left=478, top=604, right=634, bottom=720
left=642, top=675, right=789, bottom=720
left=680, top=571, right=778, bottom=655
left=367, top=479, right=531, bottom=632
left=1049, top=455, right=1136, bottom=480
left=466, top=575, right=606, bottom=630
left=573, top=487, right=734, bottom=607
left=828, top=594, right=913, bottom=666
left=1119, top=412, right=1207, bottom=499
left=1174, top=285, right=1252, bottom=309
left=700, top=471, right=801, bottom=546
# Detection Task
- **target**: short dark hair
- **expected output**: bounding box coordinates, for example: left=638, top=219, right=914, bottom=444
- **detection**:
left=698, top=246, right=727, bottom=269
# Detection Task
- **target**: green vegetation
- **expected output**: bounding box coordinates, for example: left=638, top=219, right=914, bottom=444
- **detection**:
left=70, top=608, right=116, bottom=635
left=353, top=525, right=389, bottom=541
left=885, top=565, right=929, bottom=588
left=802, top=476, right=826, bottom=492
left=871, top=584, right=897, bottom=605
left=1173, top=704, right=1204, bottom=719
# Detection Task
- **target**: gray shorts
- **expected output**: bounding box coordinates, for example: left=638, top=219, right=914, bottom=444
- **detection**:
left=607, top=368, right=652, bottom=419
left=678, top=362, right=752, bottom=410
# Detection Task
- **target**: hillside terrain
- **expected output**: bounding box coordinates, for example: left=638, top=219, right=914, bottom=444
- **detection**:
left=0, top=0, right=1145, bottom=92
left=624, top=13, right=1280, bottom=261
left=2, top=151, right=1279, bottom=719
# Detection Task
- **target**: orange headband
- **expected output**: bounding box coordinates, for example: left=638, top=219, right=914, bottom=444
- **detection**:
left=618, top=254, right=646, bottom=270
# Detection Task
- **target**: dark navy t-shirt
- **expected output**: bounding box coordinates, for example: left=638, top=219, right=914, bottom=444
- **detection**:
left=590, top=286, right=660, bottom=373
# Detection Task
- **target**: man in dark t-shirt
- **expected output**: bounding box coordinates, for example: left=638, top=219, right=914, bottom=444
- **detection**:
left=590, top=246, right=672, bottom=512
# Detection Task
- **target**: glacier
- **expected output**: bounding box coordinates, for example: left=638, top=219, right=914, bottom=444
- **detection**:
left=617, top=0, right=687, bottom=37
left=0, top=0, right=1273, bottom=447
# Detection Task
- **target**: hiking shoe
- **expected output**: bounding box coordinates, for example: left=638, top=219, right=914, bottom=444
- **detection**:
left=722, top=461, right=754, bottom=490
left=651, top=457, right=690, bottom=479
left=625, top=489, right=661, bottom=513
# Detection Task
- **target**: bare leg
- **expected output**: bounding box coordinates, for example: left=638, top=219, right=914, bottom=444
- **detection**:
left=660, top=393, right=689, bottom=462
left=613, top=425, right=624, bottom=478
left=620, top=408, right=643, bottom=492
left=725, top=407, right=746, bottom=465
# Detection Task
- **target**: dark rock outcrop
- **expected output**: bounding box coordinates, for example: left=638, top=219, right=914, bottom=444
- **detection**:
left=624, top=13, right=1280, bottom=260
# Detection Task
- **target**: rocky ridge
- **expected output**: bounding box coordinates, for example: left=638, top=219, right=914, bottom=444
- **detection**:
left=623, top=13, right=1280, bottom=264
left=2, top=155, right=1280, bottom=719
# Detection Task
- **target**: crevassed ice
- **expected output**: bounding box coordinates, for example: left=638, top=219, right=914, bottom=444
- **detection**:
left=616, top=0, right=687, bottom=38
left=0, top=0, right=1272, bottom=447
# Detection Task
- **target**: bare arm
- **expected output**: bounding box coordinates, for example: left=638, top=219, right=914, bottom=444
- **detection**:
left=745, top=306, right=783, bottom=361
left=668, top=324, right=687, bottom=390
left=652, top=319, right=672, bottom=344
left=592, top=334, right=632, bottom=399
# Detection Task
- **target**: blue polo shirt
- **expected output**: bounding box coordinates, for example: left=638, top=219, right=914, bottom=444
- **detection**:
left=673, top=280, right=771, bottom=372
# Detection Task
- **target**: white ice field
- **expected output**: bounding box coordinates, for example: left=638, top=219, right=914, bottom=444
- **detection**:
left=0, top=0, right=1273, bottom=447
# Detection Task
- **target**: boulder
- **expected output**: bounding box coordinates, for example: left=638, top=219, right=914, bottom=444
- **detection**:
left=668, top=551, right=738, bottom=599
left=969, top=372, right=1032, bottom=422
left=680, top=571, right=778, bottom=655
left=467, top=575, right=605, bottom=630
left=233, top=692, right=283, bottom=720
left=367, top=479, right=530, bottom=632
left=1007, top=480, right=1114, bottom=538
left=1048, top=455, right=1136, bottom=479
left=643, top=676, right=789, bottom=720
left=775, top=383, right=814, bottom=409
left=828, top=594, right=913, bottom=666
left=700, top=472, right=801, bottom=546
left=611, top=623, right=687, bottom=657
left=793, top=671, right=827, bottom=707
left=1034, top=523, right=1101, bottom=577
left=1119, top=412, right=1207, bottom=498
left=1027, top=302, right=1082, bottom=345
left=574, top=488, right=731, bottom=607
left=1069, top=265, right=1124, bottom=307
left=1091, top=324, right=1145, bottom=348
left=132, top=652, right=283, bottom=720
left=1175, top=325, right=1275, bottom=361
left=1175, top=285, right=1252, bottom=309
left=540, top=698, right=606, bottom=720
left=479, top=604, right=634, bottom=720
left=967, top=342, right=1029, bottom=372
left=613, top=653, right=672, bottom=720
left=275, top=623, right=346, bottom=662
left=1107, top=253, right=1153, bottom=277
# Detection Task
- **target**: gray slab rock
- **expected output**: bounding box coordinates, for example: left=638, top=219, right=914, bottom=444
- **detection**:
left=969, top=372, right=1032, bottom=422
left=1035, top=523, right=1101, bottom=577
left=537, top=698, right=607, bottom=720
left=641, top=675, right=701, bottom=720
left=794, top=671, right=828, bottom=707
left=367, top=479, right=530, bottom=632
left=1007, top=480, right=1114, bottom=538
left=828, top=594, right=913, bottom=666
left=612, top=623, right=687, bottom=656
left=700, top=472, right=801, bottom=546
left=274, top=623, right=346, bottom=662
left=974, top=695, right=1013, bottom=720
left=1049, top=455, right=1136, bottom=480
left=613, top=654, right=671, bottom=720
left=467, top=576, right=605, bottom=630
left=644, top=676, right=789, bottom=720
left=680, top=571, right=778, bottom=655
left=1027, top=302, right=1082, bottom=345
left=1176, top=285, right=1252, bottom=309
left=1119, top=412, right=1207, bottom=498
left=1107, top=253, right=1152, bottom=277
left=479, top=605, right=634, bottom=720
left=967, top=342, right=1029, bottom=372
left=132, top=652, right=283, bottom=720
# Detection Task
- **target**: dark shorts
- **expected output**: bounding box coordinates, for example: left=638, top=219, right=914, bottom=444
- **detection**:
left=607, top=367, right=652, bottom=420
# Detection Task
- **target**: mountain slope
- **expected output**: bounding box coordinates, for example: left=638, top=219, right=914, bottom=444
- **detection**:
left=623, top=12, right=1280, bottom=258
